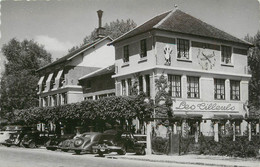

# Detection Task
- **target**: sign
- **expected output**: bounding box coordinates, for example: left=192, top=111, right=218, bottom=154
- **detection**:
left=174, top=101, right=240, bottom=112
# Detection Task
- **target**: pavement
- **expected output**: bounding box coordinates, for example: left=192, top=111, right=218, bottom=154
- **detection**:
left=107, top=153, right=260, bottom=167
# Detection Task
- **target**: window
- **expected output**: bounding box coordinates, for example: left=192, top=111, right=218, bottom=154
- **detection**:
left=221, top=45, right=232, bottom=64
left=168, top=75, right=181, bottom=98
left=187, top=77, right=199, bottom=98
left=139, top=76, right=143, bottom=92
left=177, top=39, right=190, bottom=60
left=121, top=80, right=126, bottom=96
left=230, top=80, right=240, bottom=100
left=140, top=39, right=147, bottom=58
left=49, top=96, right=52, bottom=106
left=145, top=75, right=150, bottom=97
left=127, top=78, right=132, bottom=96
left=62, top=93, right=67, bottom=104
left=214, top=79, right=225, bottom=100
left=123, top=45, right=129, bottom=63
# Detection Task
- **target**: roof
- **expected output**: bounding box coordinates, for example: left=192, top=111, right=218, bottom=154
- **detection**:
left=79, top=64, right=115, bottom=81
left=110, top=9, right=252, bottom=46
left=37, top=36, right=113, bottom=72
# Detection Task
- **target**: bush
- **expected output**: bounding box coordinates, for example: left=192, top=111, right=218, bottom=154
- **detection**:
left=152, top=137, right=169, bottom=154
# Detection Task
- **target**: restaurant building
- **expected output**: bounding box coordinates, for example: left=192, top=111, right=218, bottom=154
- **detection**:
left=109, top=9, right=252, bottom=136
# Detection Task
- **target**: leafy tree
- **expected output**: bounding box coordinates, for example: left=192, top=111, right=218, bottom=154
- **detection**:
left=154, top=74, right=174, bottom=125
left=68, top=19, right=137, bottom=53
left=0, top=38, right=52, bottom=120
left=245, top=31, right=260, bottom=117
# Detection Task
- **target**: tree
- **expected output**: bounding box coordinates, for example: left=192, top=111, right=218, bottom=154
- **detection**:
left=68, top=19, right=137, bottom=53
left=0, top=38, right=52, bottom=120
left=245, top=31, right=260, bottom=117
left=154, top=74, right=174, bottom=126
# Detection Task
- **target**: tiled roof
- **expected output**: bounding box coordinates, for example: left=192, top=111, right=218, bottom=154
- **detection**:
left=110, top=9, right=252, bottom=46
left=79, top=64, right=115, bottom=80
left=37, top=36, right=112, bottom=72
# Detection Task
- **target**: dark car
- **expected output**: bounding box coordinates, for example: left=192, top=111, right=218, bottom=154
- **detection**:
left=21, top=131, right=51, bottom=148
left=92, top=130, right=146, bottom=156
left=3, top=126, right=32, bottom=147
left=69, top=132, right=102, bottom=154
left=45, top=134, right=75, bottom=151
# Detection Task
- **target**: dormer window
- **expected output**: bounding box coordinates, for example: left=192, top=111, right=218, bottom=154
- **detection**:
left=177, top=38, right=190, bottom=60
left=221, top=45, right=232, bottom=64
left=123, top=45, right=129, bottom=63
left=140, top=39, right=147, bottom=58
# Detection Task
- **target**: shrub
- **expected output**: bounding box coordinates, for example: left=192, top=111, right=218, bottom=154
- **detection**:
left=152, top=137, right=169, bottom=154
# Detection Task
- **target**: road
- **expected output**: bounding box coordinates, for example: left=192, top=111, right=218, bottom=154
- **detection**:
left=0, top=146, right=206, bottom=167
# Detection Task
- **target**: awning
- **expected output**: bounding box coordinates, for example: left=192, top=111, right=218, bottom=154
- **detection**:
left=213, top=114, right=229, bottom=120
left=46, top=73, right=54, bottom=83
left=55, top=70, right=63, bottom=81
left=229, top=114, right=244, bottom=120
left=38, top=76, right=44, bottom=85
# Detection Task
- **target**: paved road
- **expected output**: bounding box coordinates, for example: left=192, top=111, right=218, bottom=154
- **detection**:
left=0, top=146, right=207, bottom=167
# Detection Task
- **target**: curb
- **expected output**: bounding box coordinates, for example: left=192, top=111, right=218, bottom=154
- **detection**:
left=107, top=156, right=251, bottom=167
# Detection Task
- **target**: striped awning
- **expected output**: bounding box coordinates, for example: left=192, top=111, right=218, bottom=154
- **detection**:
left=38, top=76, right=44, bottom=85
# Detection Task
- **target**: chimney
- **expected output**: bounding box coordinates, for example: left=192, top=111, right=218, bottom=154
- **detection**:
left=96, top=10, right=105, bottom=39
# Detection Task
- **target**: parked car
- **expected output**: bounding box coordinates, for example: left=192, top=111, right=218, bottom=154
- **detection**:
left=45, top=134, right=75, bottom=151
left=3, top=126, right=32, bottom=147
left=0, top=126, right=20, bottom=144
left=69, top=132, right=102, bottom=155
left=92, top=130, right=146, bottom=156
left=58, top=134, right=78, bottom=152
left=21, top=130, right=51, bottom=148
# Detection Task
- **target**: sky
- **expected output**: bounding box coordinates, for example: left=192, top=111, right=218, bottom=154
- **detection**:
left=0, top=0, right=260, bottom=74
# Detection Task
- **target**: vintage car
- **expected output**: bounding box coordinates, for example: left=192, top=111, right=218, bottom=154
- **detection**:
left=3, top=126, right=32, bottom=147
left=21, top=130, right=51, bottom=148
left=92, top=130, right=146, bottom=156
left=58, top=134, right=78, bottom=152
left=0, top=126, right=19, bottom=144
left=69, top=132, right=102, bottom=155
left=45, top=134, right=75, bottom=151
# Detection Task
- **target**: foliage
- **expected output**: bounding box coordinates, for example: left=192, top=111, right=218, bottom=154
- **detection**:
left=68, top=19, right=137, bottom=53
left=0, top=38, right=52, bottom=120
left=12, top=95, right=153, bottom=127
left=198, top=136, right=260, bottom=158
left=151, top=136, right=169, bottom=154
left=245, top=31, right=260, bottom=117
left=154, top=74, right=173, bottom=125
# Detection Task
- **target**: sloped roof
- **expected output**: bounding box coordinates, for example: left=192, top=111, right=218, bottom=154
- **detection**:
left=37, top=36, right=112, bottom=72
left=110, top=9, right=252, bottom=46
left=79, top=64, right=115, bottom=80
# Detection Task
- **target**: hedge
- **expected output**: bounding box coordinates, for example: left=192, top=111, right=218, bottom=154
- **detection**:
left=12, top=94, right=154, bottom=125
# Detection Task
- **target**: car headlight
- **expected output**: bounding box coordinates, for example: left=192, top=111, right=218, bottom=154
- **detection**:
left=74, top=138, right=84, bottom=147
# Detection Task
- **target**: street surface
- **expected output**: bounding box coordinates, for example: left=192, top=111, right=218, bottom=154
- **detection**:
left=0, top=146, right=208, bottom=167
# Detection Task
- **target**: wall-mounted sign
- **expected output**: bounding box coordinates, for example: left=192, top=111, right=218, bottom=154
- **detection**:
left=197, top=49, right=216, bottom=70
left=174, top=101, right=240, bottom=112
left=164, top=44, right=172, bottom=66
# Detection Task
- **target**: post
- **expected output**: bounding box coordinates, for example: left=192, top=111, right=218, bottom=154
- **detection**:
left=256, top=122, right=259, bottom=134
left=232, top=122, right=236, bottom=141
left=173, top=122, right=177, bottom=134
left=248, top=122, right=252, bottom=141
left=195, top=121, right=199, bottom=143
left=146, top=122, right=152, bottom=155
left=213, top=121, right=219, bottom=142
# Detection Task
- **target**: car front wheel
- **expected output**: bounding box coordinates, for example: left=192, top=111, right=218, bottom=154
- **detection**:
left=29, top=142, right=36, bottom=148
left=118, top=146, right=126, bottom=155
left=75, top=150, right=81, bottom=155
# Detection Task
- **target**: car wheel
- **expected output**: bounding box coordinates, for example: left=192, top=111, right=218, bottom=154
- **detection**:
left=75, top=150, right=81, bottom=155
left=98, top=151, right=104, bottom=157
left=118, top=146, right=126, bottom=155
left=138, top=147, right=146, bottom=155
left=19, top=142, right=24, bottom=148
left=61, top=149, right=68, bottom=152
left=29, top=142, right=36, bottom=148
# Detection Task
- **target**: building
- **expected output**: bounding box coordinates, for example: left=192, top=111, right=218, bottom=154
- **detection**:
left=79, top=64, right=115, bottom=100
left=37, top=11, right=115, bottom=107
left=109, top=9, right=252, bottom=136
